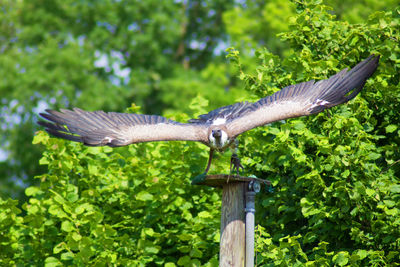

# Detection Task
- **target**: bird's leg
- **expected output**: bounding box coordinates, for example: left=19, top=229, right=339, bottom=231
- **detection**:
left=203, top=148, right=214, bottom=175
left=230, top=139, right=244, bottom=175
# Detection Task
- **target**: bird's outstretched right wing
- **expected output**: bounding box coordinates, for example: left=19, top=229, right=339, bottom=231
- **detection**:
left=38, top=108, right=209, bottom=147
left=224, top=55, right=379, bottom=137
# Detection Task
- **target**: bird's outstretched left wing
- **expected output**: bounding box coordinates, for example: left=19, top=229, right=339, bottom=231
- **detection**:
left=225, top=55, right=379, bottom=137
left=38, top=108, right=209, bottom=146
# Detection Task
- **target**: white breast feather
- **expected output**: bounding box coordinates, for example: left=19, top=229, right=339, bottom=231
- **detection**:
left=209, top=130, right=229, bottom=149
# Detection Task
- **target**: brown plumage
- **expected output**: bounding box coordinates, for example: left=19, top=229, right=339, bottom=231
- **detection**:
left=38, top=55, right=380, bottom=174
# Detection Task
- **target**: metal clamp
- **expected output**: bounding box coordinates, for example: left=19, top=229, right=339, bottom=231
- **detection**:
left=245, top=180, right=260, bottom=267
left=248, top=180, right=261, bottom=193
left=245, top=207, right=255, bottom=213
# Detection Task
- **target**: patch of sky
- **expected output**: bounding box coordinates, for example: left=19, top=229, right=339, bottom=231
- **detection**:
left=94, top=50, right=131, bottom=86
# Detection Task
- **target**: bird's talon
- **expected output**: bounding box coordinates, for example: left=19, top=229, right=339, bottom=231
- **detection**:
left=230, top=153, right=244, bottom=175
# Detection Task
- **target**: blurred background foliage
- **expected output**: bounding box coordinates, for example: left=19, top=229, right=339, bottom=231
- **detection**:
left=0, top=0, right=399, bottom=265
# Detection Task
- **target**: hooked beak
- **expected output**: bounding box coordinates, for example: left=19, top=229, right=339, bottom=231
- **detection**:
left=212, top=129, right=222, bottom=138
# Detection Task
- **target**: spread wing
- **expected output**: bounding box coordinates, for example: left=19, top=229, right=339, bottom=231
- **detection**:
left=223, top=55, right=379, bottom=137
left=38, top=108, right=209, bottom=146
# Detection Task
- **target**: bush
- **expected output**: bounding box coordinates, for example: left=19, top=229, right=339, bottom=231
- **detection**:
left=229, top=1, right=400, bottom=265
left=1, top=0, right=399, bottom=265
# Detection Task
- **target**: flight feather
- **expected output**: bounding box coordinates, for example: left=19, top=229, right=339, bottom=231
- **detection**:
left=38, top=108, right=208, bottom=146
left=223, top=55, right=379, bottom=137
left=38, top=55, right=379, bottom=150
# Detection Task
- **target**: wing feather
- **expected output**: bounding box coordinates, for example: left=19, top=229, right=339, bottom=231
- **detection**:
left=225, top=55, right=379, bottom=137
left=38, top=108, right=208, bottom=147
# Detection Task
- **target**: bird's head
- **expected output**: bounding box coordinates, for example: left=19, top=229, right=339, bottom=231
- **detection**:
left=212, top=129, right=222, bottom=138
left=209, top=128, right=229, bottom=151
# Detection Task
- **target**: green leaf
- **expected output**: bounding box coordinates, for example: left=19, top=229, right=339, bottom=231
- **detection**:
left=32, top=131, right=49, bottom=144
left=178, top=233, right=192, bottom=241
left=198, top=211, right=212, bottom=218
left=87, top=147, right=102, bottom=155
left=75, top=203, right=89, bottom=215
left=72, top=232, right=82, bottom=241
left=53, top=242, right=66, bottom=254
left=61, top=221, right=74, bottom=232
left=367, top=152, right=381, bottom=160
left=356, top=249, right=368, bottom=260
left=143, top=228, right=155, bottom=237
left=384, top=200, right=396, bottom=208
left=333, top=251, right=349, bottom=266
left=267, top=127, right=280, bottom=135
left=366, top=188, right=375, bottom=196
left=293, top=121, right=306, bottom=131
left=350, top=35, right=359, bottom=46
left=385, top=208, right=398, bottom=216
left=144, top=245, right=160, bottom=254
left=385, top=125, right=397, bottom=133
left=39, top=157, right=50, bottom=165
left=88, top=164, right=98, bottom=175
left=190, top=248, right=203, bottom=258
left=66, top=192, right=78, bottom=202
left=25, top=186, right=41, bottom=196
left=177, top=256, right=191, bottom=266
left=53, top=193, right=66, bottom=205
left=48, top=205, right=68, bottom=218
left=136, top=191, right=153, bottom=201
left=61, top=251, right=74, bottom=261
left=389, top=184, right=400, bottom=193
left=44, top=257, right=62, bottom=267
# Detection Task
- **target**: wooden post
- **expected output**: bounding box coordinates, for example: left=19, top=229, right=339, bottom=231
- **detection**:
left=220, top=182, right=245, bottom=266
left=192, top=174, right=269, bottom=267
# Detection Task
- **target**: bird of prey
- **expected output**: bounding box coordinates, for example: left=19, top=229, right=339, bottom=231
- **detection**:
left=38, top=55, right=379, bottom=175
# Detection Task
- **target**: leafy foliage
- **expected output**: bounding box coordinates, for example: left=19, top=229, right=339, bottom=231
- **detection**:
left=1, top=0, right=400, bottom=265
left=2, top=125, right=221, bottom=266
left=0, top=0, right=237, bottom=198
left=227, top=1, right=400, bottom=265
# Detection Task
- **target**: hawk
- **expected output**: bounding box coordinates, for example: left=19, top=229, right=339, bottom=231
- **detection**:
left=38, top=55, right=379, bottom=174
